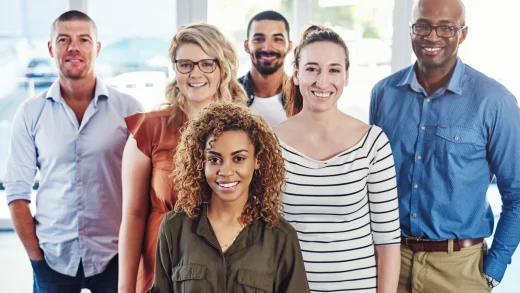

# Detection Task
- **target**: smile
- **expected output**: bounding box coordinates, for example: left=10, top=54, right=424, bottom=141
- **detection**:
left=217, top=181, right=239, bottom=188
left=312, top=91, right=332, bottom=98
left=189, top=82, right=207, bottom=87
left=423, top=47, right=442, bottom=52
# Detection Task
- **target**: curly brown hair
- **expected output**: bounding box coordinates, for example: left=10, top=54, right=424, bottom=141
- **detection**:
left=172, top=102, right=285, bottom=228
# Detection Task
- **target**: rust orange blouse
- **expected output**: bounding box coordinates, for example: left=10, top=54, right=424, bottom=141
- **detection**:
left=124, top=107, right=184, bottom=293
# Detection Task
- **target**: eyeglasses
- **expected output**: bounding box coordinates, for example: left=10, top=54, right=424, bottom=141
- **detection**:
left=410, top=22, right=466, bottom=38
left=174, top=59, right=218, bottom=74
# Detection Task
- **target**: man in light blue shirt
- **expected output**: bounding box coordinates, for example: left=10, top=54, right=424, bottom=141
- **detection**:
left=5, top=10, right=142, bottom=293
left=370, top=0, right=520, bottom=292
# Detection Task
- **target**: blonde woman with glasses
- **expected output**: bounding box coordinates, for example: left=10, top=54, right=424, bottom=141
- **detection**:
left=117, top=23, right=247, bottom=293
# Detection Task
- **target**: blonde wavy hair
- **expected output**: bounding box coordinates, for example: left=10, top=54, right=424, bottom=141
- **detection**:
left=172, top=102, right=286, bottom=228
left=165, top=23, right=247, bottom=123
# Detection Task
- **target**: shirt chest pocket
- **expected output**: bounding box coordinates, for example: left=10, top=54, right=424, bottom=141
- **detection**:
left=172, top=264, right=208, bottom=293
left=236, top=269, right=274, bottom=293
left=434, top=125, right=486, bottom=170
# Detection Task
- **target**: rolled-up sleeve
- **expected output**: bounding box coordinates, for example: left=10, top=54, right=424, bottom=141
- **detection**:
left=4, top=103, right=37, bottom=205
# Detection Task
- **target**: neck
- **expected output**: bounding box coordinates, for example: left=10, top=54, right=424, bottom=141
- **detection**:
left=250, top=67, right=284, bottom=98
left=298, top=106, right=342, bottom=134
left=185, top=98, right=212, bottom=120
left=60, top=74, right=97, bottom=102
left=207, top=194, right=247, bottom=225
left=415, top=59, right=457, bottom=95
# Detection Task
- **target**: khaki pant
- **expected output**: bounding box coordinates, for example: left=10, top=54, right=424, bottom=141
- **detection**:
left=397, top=241, right=491, bottom=293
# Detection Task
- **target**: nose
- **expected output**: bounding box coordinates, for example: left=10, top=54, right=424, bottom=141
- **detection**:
left=189, top=63, right=203, bottom=77
left=67, top=40, right=80, bottom=52
left=217, top=161, right=234, bottom=177
left=424, top=28, right=440, bottom=42
left=261, top=39, right=273, bottom=52
left=315, top=71, right=329, bottom=88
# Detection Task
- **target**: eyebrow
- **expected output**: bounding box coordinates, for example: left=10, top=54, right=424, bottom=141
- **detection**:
left=56, top=34, right=92, bottom=39
left=304, top=62, right=342, bottom=67
left=252, top=33, right=286, bottom=39
left=206, top=149, right=249, bottom=156
left=415, top=18, right=457, bottom=25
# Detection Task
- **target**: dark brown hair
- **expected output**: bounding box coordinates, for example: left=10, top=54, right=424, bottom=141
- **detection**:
left=284, top=25, right=350, bottom=117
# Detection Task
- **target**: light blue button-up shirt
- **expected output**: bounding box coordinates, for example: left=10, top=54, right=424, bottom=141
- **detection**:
left=5, top=78, right=142, bottom=277
left=370, top=58, right=520, bottom=281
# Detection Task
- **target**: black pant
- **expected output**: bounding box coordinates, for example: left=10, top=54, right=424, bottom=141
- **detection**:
left=31, top=255, right=118, bottom=293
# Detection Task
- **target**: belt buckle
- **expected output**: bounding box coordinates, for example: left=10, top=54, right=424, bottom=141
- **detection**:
left=405, top=237, right=429, bottom=246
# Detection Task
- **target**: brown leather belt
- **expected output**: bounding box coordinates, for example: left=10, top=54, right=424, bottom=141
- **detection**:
left=401, top=236, right=483, bottom=252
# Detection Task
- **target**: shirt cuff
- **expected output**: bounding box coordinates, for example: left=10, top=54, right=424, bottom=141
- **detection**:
left=484, top=254, right=507, bottom=282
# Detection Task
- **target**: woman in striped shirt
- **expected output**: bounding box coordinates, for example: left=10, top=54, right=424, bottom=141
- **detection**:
left=273, top=25, right=401, bottom=293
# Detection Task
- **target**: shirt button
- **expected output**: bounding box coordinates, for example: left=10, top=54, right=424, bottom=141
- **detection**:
left=420, top=126, right=425, bottom=131
left=425, top=98, right=431, bottom=103
left=414, top=184, right=419, bottom=189
left=416, top=156, right=422, bottom=160
left=412, top=213, right=417, bottom=218
left=454, top=136, right=460, bottom=141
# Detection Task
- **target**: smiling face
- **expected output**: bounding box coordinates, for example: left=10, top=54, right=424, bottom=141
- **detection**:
left=48, top=20, right=100, bottom=81
left=175, top=42, right=221, bottom=107
left=411, top=0, right=467, bottom=71
left=294, top=41, right=348, bottom=113
left=245, top=20, right=291, bottom=76
left=204, top=130, right=258, bottom=206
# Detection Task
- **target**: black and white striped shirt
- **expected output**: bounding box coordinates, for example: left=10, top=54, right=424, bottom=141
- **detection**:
left=280, top=126, right=401, bottom=293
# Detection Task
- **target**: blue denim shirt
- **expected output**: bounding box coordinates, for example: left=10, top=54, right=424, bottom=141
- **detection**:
left=370, top=58, right=520, bottom=281
left=5, top=79, right=142, bottom=277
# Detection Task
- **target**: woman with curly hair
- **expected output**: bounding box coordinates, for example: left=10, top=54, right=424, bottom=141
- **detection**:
left=148, top=102, right=309, bottom=293
left=118, top=24, right=247, bottom=293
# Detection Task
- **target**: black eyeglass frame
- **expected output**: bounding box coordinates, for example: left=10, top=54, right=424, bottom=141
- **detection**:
left=409, top=22, right=467, bottom=38
left=173, top=58, right=219, bottom=74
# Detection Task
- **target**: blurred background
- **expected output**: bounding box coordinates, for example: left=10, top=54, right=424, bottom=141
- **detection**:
left=0, top=0, right=518, bottom=292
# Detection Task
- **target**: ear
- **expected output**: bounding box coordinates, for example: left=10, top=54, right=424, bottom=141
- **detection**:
left=344, top=70, right=349, bottom=87
left=459, top=26, right=468, bottom=45
left=293, top=69, right=299, bottom=86
left=244, top=39, right=250, bottom=54
left=96, top=41, right=102, bottom=57
left=48, top=41, right=53, bottom=58
left=287, top=40, right=293, bottom=52
left=254, top=158, right=260, bottom=170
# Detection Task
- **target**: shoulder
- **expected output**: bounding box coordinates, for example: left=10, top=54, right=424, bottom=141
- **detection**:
left=462, top=65, right=516, bottom=103
left=372, top=66, right=411, bottom=94
left=272, top=217, right=297, bottom=238
left=161, top=210, right=192, bottom=231
left=125, top=107, right=173, bottom=130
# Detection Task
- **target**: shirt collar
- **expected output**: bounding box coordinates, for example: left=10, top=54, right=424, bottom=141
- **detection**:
left=46, top=77, right=110, bottom=104
left=396, top=57, right=465, bottom=96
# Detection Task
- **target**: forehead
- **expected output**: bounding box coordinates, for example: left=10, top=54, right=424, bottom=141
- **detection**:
left=299, top=42, right=346, bottom=66
left=413, top=0, right=463, bottom=24
left=52, top=20, right=96, bottom=38
left=249, top=20, right=288, bottom=37
left=176, top=43, right=213, bottom=61
left=205, top=130, right=253, bottom=150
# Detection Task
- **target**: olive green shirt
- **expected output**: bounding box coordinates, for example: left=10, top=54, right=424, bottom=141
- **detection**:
left=148, top=206, right=310, bottom=293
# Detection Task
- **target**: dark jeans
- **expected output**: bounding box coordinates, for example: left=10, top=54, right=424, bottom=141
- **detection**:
left=31, top=254, right=118, bottom=293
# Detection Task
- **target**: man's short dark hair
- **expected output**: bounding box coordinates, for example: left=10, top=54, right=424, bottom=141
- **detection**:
left=246, top=10, right=290, bottom=40
left=50, top=10, right=98, bottom=39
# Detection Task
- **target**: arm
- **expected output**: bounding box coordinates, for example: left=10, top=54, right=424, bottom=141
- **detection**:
left=118, top=135, right=152, bottom=293
left=375, top=245, right=400, bottom=293
left=275, top=231, right=310, bottom=293
left=148, top=217, right=174, bottom=293
left=369, top=84, right=380, bottom=125
left=367, top=130, right=401, bottom=293
left=5, top=104, right=40, bottom=260
left=483, top=94, right=520, bottom=282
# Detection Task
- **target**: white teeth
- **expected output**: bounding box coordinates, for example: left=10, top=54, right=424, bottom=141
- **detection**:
left=189, top=82, right=206, bottom=87
left=218, top=182, right=238, bottom=188
left=424, top=47, right=441, bottom=51
left=69, top=60, right=81, bottom=62
left=313, top=92, right=331, bottom=98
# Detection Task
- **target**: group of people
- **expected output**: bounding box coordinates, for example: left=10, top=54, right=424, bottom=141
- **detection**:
left=4, top=0, right=520, bottom=293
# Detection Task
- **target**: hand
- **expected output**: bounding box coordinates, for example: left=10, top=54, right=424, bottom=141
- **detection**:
left=28, top=249, right=44, bottom=261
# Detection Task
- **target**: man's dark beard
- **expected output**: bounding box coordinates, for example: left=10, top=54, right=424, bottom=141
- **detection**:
left=251, top=52, right=284, bottom=75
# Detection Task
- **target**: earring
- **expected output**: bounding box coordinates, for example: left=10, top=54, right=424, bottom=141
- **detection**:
left=175, top=87, right=180, bottom=94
